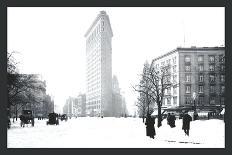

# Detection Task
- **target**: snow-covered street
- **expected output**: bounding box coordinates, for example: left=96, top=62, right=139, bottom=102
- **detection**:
left=7, top=117, right=224, bottom=148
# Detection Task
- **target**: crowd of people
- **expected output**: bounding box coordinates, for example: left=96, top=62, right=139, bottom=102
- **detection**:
left=145, top=111, right=192, bottom=139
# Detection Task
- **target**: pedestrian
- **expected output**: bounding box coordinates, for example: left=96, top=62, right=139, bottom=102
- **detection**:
left=169, top=113, right=176, bottom=128
left=145, top=114, right=156, bottom=139
left=182, top=111, right=192, bottom=136
left=167, top=113, right=171, bottom=125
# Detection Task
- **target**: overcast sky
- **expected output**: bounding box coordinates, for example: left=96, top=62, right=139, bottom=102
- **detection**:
left=8, top=7, right=224, bottom=114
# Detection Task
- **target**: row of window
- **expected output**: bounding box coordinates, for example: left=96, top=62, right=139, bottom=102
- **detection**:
left=184, top=55, right=225, bottom=63
left=155, top=57, right=177, bottom=69
left=164, top=86, right=178, bottom=95
left=185, top=96, right=224, bottom=105
left=162, top=97, right=178, bottom=105
left=162, top=96, right=225, bottom=105
left=185, top=64, right=225, bottom=72
left=185, top=74, right=225, bottom=83
left=185, top=85, right=225, bottom=94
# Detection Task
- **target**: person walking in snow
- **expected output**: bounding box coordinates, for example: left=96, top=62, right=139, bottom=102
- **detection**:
left=167, top=113, right=171, bottom=125
left=145, top=114, right=156, bottom=139
left=169, top=113, right=176, bottom=128
left=182, top=111, right=192, bottom=136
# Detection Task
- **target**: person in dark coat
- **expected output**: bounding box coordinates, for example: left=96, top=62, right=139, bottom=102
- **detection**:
left=169, top=113, right=176, bottom=128
left=182, top=111, right=192, bottom=136
left=145, top=114, right=156, bottom=139
left=167, top=113, right=171, bottom=125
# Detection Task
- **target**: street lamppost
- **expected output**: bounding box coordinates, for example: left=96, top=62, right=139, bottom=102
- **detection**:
left=192, top=92, right=198, bottom=120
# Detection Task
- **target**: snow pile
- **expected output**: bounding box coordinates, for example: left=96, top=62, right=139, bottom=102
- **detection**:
left=7, top=117, right=224, bottom=148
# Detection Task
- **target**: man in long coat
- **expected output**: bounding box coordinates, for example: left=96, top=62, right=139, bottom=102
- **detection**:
left=169, top=113, right=176, bottom=128
left=145, top=114, right=156, bottom=139
left=182, top=111, right=192, bottom=136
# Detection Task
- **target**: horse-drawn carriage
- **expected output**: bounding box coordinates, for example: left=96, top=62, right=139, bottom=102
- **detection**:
left=19, top=110, right=35, bottom=127
left=47, top=112, right=59, bottom=125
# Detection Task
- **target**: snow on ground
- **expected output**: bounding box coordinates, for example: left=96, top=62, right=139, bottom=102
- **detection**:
left=7, top=117, right=224, bottom=148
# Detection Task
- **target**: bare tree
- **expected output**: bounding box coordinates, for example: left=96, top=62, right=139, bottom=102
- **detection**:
left=7, top=52, right=46, bottom=119
left=136, top=93, right=147, bottom=123
left=133, top=60, right=172, bottom=127
left=133, top=61, right=155, bottom=122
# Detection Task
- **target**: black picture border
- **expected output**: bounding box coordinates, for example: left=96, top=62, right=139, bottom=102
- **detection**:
left=0, top=1, right=231, bottom=155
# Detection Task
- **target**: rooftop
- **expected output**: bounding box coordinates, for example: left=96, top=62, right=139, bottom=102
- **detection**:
left=84, top=11, right=113, bottom=38
left=153, top=46, right=225, bottom=62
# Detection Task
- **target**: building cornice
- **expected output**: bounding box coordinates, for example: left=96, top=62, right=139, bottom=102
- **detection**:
left=152, top=49, right=178, bottom=62
left=152, top=46, right=225, bottom=62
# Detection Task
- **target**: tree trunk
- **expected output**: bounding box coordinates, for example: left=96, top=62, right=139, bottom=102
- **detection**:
left=142, top=116, right=145, bottom=123
left=157, top=104, right=162, bottom=128
left=16, top=108, right=18, bottom=121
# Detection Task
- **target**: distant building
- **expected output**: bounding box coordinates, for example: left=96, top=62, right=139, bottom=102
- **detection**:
left=63, top=94, right=86, bottom=117
left=77, top=94, right=86, bottom=117
left=112, top=75, right=128, bottom=117
left=152, top=46, right=225, bottom=108
left=85, top=11, right=113, bottom=117
left=63, top=97, right=77, bottom=117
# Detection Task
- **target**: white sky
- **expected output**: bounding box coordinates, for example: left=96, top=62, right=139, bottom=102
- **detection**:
left=8, top=7, right=224, bottom=114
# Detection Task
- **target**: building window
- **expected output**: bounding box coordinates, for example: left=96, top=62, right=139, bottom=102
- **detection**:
left=167, top=98, right=171, bottom=105
left=173, top=75, right=177, bottom=83
left=166, top=76, right=171, bottom=83
left=219, top=55, right=225, bottom=63
left=199, top=96, right=204, bottom=105
left=198, top=55, right=204, bottom=62
left=199, top=85, right=204, bottom=93
left=220, top=65, right=225, bottom=72
left=209, top=74, right=215, bottom=82
left=185, top=56, right=191, bottom=63
left=198, top=65, right=204, bottom=72
left=210, top=85, right=215, bottom=93
left=167, top=67, right=171, bottom=74
left=161, top=61, right=165, bottom=66
left=167, top=87, right=171, bottom=94
left=185, top=74, right=191, bottom=82
left=221, top=85, right=225, bottom=94
left=173, top=86, right=177, bottom=95
left=162, top=99, right=165, bottom=105
left=209, top=65, right=215, bottom=71
left=156, top=64, right=159, bottom=69
left=199, top=75, right=204, bottom=82
left=186, top=85, right=191, bottom=94
left=166, top=59, right=171, bottom=65
left=173, top=65, right=177, bottom=73
left=173, top=57, right=176, bottom=64
left=209, top=97, right=215, bottom=104
left=173, top=97, right=177, bottom=105
left=185, top=65, right=191, bottom=72
left=185, top=96, right=191, bottom=104
left=220, top=74, right=225, bottom=82
left=209, top=55, right=215, bottom=63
